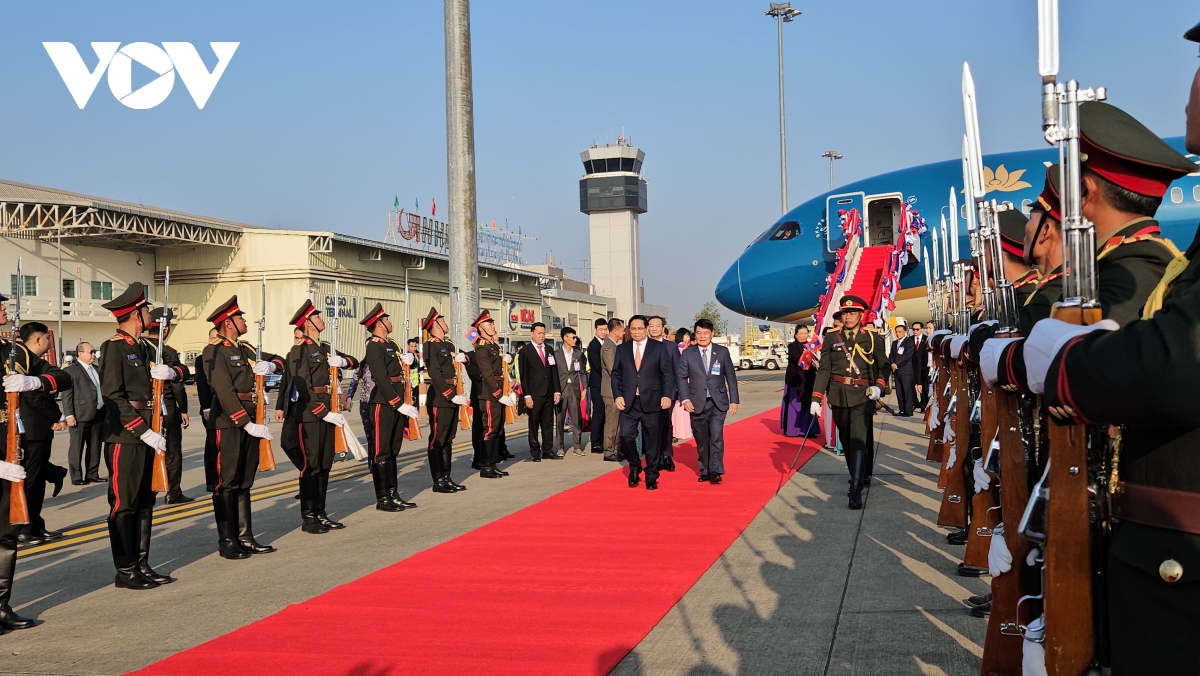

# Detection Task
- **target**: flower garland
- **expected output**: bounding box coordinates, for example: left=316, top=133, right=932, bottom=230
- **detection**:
left=866, top=201, right=928, bottom=327
left=800, top=207, right=862, bottom=366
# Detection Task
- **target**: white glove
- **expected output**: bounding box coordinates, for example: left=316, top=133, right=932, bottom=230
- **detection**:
left=988, top=523, right=1013, bottom=577
left=810, top=401, right=822, bottom=418
left=1022, top=616, right=1047, bottom=676
left=398, top=403, right=420, bottom=418
left=1026, top=546, right=1042, bottom=567
left=322, top=412, right=348, bottom=428
left=0, top=460, right=26, bottom=483
left=1025, top=318, right=1118, bottom=394
left=327, top=355, right=349, bottom=369
left=244, top=422, right=273, bottom=440
left=949, top=336, right=969, bottom=359
left=945, top=438, right=957, bottom=470
left=973, top=458, right=992, bottom=493
left=2, top=375, right=40, bottom=393
left=400, top=352, right=415, bottom=366
left=252, top=361, right=276, bottom=376
left=499, top=395, right=516, bottom=407
left=867, top=386, right=881, bottom=401
left=150, top=364, right=175, bottom=381
left=451, top=394, right=468, bottom=406
left=140, top=429, right=167, bottom=452
left=502, top=354, right=513, bottom=364
left=979, top=337, right=1022, bottom=387
left=454, top=352, right=468, bottom=363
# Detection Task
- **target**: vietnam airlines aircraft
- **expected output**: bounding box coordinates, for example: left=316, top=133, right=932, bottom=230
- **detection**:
left=715, top=139, right=1200, bottom=324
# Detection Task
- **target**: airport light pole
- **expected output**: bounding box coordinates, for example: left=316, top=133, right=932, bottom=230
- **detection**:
left=445, top=0, right=479, bottom=343
left=766, top=2, right=800, bottom=215
left=821, top=150, right=843, bottom=189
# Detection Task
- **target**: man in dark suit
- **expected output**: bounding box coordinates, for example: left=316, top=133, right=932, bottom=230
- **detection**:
left=586, top=318, right=608, bottom=454
left=889, top=323, right=916, bottom=416
left=910, top=321, right=928, bottom=413
left=17, top=323, right=69, bottom=545
left=517, top=322, right=560, bottom=460
left=63, top=341, right=106, bottom=485
left=647, top=316, right=677, bottom=472
left=611, top=315, right=675, bottom=490
left=677, top=318, right=739, bottom=484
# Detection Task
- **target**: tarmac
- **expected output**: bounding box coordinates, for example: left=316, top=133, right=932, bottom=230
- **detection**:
left=0, top=372, right=988, bottom=675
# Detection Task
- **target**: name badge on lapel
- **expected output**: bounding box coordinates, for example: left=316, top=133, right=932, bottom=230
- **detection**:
left=897, top=346, right=905, bottom=355
left=547, top=355, right=556, bottom=366
left=710, top=361, right=721, bottom=376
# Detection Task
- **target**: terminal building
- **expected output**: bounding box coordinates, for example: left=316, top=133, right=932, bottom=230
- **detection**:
left=0, top=179, right=623, bottom=364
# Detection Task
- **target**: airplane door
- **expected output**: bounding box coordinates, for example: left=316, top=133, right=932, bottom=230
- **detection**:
left=824, top=192, right=864, bottom=257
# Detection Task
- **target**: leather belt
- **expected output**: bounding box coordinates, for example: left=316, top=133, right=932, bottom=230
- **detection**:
left=312, top=386, right=330, bottom=394
left=1112, top=482, right=1200, bottom=536
left=236, top=393, right=256, bottom=401
left=833, top=375, right=869, bottom=386
left=129, top=401, right=151, bottom=410
left=389, top=376, right=404, bottom=383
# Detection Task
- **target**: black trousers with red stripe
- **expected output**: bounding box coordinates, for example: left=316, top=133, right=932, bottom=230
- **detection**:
left=426, top=404, right=458, bottom=480
left=105, top=442, right=155, bottom=520
left=292, top=421, right=335, bottom=478
left=214, top=427, right=258, bottom=494
left=370, top=404, right=402, bottom=465
left=480, top=400, right=503, bottom=467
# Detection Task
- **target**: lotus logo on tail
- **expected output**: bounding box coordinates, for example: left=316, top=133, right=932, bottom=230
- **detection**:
left=43, top=42, right=239, bottom=109
left=982, top=165, right=1032, bottom=192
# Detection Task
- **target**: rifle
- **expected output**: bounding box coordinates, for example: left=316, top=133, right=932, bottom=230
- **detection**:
left=936, top=357, right=969, bottom=529
left=255, top=275, right=276, bottom=471
left=5, top=258, right=28, bottom=526
left=149, top=268, right=170, bottom=492
left=456, top=361, right=469, bottom=430
left=502, top=351, right=515, bottom=425
left=1035, top=2, right=1105, bottom=671
left=330, top=281, right=347, bottom=455
left=402, top=359, right=422, bottom=440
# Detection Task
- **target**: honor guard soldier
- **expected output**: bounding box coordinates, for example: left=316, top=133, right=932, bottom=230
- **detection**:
left=141, top=308, right=192, bottom=504
left=203, top=296, right=284, bottom=559
left=359, top=303, right=420, bottom=512
left=810, top=295, right=889, bottom=509
left=280, top=300, right=360, bottom=532
left=996, top=209, right=1039, bottom=308
left=421, top=307, right=469, bottom=493
left=0, top=292, right=65, bottom=624
left=1018, top=167, right=1065, bottom=337
left=97, top=283, right=178, bottom=589
left=470, top=311, right=514, bottom=479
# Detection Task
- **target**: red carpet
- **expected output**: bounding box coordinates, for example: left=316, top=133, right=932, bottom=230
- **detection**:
left=135, top=409, right=821, bottom=676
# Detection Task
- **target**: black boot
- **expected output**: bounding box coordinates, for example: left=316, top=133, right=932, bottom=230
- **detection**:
left=385, top=457, right=417, bottom=507
left=0, top=540, right=34, bottom=628
left=370, top=463, right=387, bottom=501
left=315, top=472, right=344, bottom=530
left=236, top=489, right=276, bottom=553
left=485, top=439, right=507, bottom=477
left=480, top=466, right=503, bottom=478
left=300, top=476, right=328, bottom=534
left=432, top=478, right=456, bottom=493
left=213, top=492, right=250, bottom=559
left=376, top=496, right=404, bottom=512
left=111, top=515, right=160, bottom=588
left=136, top=507, right=175, bottom=584
left=848, top=484, right=864, bottom=510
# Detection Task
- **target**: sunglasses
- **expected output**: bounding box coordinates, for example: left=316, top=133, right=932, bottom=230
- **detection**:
left=81, top=349, right=97, bottom=354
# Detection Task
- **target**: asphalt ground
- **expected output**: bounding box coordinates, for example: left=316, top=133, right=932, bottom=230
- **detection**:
left=0, top=372, right=787, bottom=675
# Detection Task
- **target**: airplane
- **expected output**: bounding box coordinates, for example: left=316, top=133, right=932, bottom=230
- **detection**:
left=714, top=139, right=1200, bottom=325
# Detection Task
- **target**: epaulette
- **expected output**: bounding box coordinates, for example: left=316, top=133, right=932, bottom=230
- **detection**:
left=1097, top=224, right=1179, bottom=261
left=370, top=336, right=384, bottom=343
left=221, top=339, right=233, bottom=347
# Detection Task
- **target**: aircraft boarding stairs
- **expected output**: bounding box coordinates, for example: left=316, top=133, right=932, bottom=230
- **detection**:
left=816, top=243, right=895, bottom=335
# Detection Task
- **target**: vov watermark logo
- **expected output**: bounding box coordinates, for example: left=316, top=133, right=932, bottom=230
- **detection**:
left=43, top=42, right=239, bottom=110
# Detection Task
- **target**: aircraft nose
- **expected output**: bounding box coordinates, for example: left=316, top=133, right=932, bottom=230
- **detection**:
left=714, top=261, right=746, bottom=315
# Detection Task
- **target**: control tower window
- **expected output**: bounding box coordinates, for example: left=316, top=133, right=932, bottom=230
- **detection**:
left=768, top=221, right=801, bottom=241
left=621, top=158, right=635, bottom=172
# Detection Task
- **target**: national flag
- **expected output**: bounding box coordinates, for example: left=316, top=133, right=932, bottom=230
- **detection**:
left=464, top=326, right=479, bottom=343
left=491, top=218, right=497, bottom=229
left=394, top=195, right=399, bottom=209
left=431, top=199, right=437, bottom=217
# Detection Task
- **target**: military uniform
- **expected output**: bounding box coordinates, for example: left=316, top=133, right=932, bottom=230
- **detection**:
left=469, top=311, right=508, bottom=478
left=1018, top=266, right=1064, bottom=337
left=202, top=296, right=285, bottom=559
left=0, top=302, right=68, bottom=624
left=97, top=283, right=177, bottom=589
left=358, top=302, right=417, bottom=512
left=421, top=308, right=466, bottom=493
left=140, top=308, right=191, bottom=504
left=812, top=296, right=889, bottom=508
left=278, top=300, right=360, bottom=531
left=1011, top=269, right=1040, bottom=309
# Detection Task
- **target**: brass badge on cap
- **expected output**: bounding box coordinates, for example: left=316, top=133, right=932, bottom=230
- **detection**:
left=1159, top=558, right=1183, bottom=583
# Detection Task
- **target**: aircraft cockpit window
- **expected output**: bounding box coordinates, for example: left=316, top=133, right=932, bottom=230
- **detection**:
left=768, top=221, right=801, bottom=241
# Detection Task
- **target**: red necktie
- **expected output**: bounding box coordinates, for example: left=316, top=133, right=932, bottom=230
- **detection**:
left=537, top=344, right=545, bottom=364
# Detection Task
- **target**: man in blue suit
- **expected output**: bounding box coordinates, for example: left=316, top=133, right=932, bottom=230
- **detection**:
left=677, top=318, right=739, bottom=484
left=612, top=315, right=675, bottom=490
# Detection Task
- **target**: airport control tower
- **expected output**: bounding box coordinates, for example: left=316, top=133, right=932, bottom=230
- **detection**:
left=579, top=136, right=648, bottom=321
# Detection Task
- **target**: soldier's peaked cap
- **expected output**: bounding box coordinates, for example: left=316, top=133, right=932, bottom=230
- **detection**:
left=289, top=300, right=320, bottom=327
left=206, top=295, right=244, bottom=325
left=361, top=302, right=388, bottom=328
left=997, top=209, right=1028, bottom=257
left=1032, top=165, right=1062, bottom=222
left=472, top=310, right=494, bottom=328
left=104, top=282, right=149, bottom=319
left=149, top=307, right=175, bottom=327
left=838, top=295, right=867, bottom=313
left=1079, top=101, right=1196, bottom=198
left=421, top=307, right=442, bottom=331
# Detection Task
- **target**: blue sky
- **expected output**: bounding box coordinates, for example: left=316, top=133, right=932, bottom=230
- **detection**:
left=1, top=1, right=1197, bottom=328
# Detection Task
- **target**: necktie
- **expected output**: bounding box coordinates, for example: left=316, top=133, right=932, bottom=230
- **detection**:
left=537, top=344, right=545, bottom=364
left=87, top=364, right=101, bottom=408
left=703, top=348, right=710, bottom=371
left=634, top=342, right=642, bottom=370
